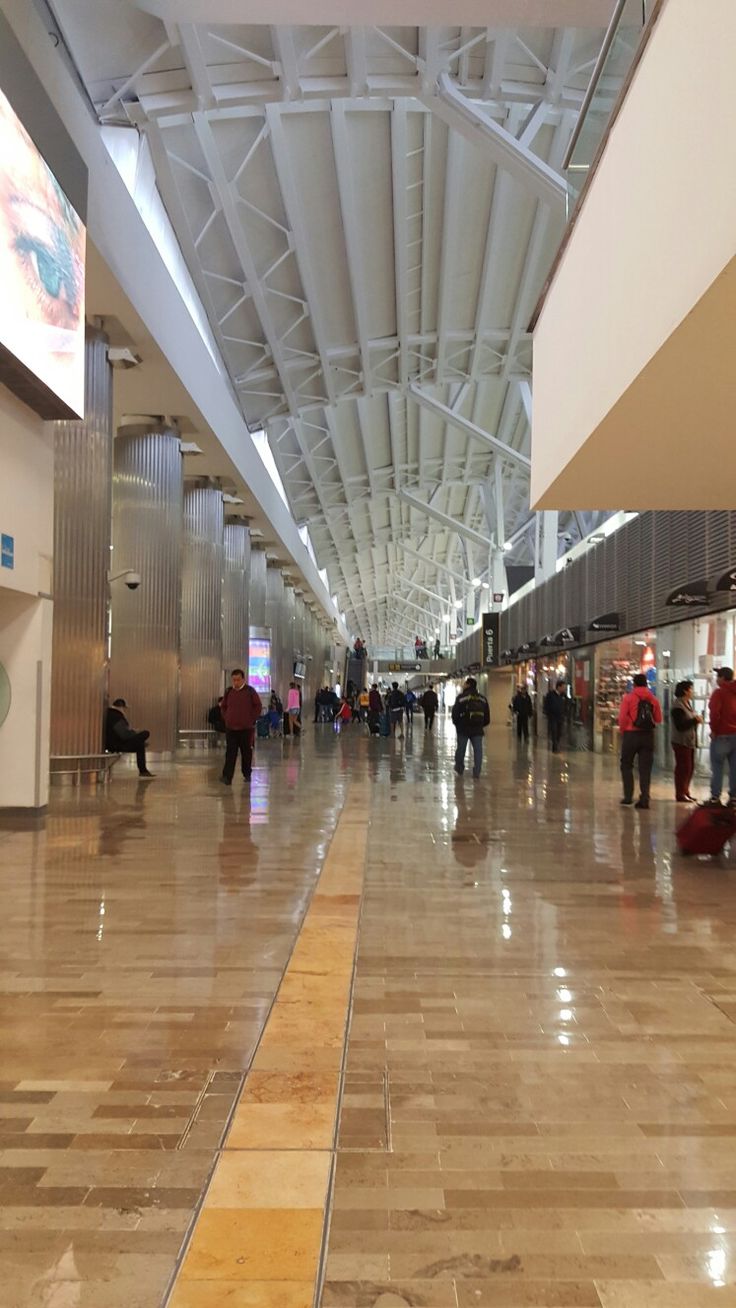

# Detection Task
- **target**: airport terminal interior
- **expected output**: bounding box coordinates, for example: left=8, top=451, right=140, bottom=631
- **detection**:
left=1, top=0, right=736, bottom=1304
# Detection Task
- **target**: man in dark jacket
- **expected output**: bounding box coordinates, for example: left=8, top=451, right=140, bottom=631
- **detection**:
left=105, top=699, right=154, bottom=778
left=220, top=669, right=263, bottom=785
left=367, top=684, right=383, bottom=735
left=387, top=682, right=406, bottom=738
left=452, top=677, right=490, bottom=778
left=544, top=681, right=568, bottom=753
left=421, top=686, right=439, bottom=730
left=511, top=686, right=533, bottom=742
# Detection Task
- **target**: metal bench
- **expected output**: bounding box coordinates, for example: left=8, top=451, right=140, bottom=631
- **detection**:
left=178, top=729, right=221, bottom=750
left=49, top=753, right=122, bottom=787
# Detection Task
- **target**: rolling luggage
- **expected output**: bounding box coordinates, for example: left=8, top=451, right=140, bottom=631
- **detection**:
left=677, top=804, right=736, bottom=856
left=256, top=714, right=270, bottom=739
left=379, top=711, right=391, bottom=738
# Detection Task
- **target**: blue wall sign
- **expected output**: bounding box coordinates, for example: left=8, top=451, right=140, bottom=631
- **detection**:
left=1, top=534, right=14, bottom=570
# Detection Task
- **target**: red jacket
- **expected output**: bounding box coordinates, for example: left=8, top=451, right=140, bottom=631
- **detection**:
left=618, top=685, right=662, bottom=732
left=709, top=681, right=736, bottom=737
left=221, top=684, right=262, bottom=731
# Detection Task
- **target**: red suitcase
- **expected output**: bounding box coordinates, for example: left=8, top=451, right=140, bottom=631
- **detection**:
left=677, top=804, right=736, bottom=856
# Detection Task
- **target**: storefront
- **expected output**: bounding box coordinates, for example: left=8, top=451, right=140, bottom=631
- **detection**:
left=657, top=609, right=736, bottom=774
left=594, top=630, right=658, bottom=753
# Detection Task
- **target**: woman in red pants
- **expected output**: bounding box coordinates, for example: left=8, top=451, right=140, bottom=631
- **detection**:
left=670, top=680, right=702, bottom=802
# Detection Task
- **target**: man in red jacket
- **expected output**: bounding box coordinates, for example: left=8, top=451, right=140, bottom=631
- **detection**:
left=220, top=669, right=263, bottom=785
left=708, top=667, right=736, bottom=806
left=618, top=673, right=663, bottom=809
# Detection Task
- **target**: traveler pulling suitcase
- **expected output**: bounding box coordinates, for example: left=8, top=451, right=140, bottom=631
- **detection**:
left=677, top=804, right=736, bottom=857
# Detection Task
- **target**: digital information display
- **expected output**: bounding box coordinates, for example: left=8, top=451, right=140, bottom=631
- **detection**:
left=0, top=86, right=85, bottom=418
left=248, top=637, right=271, bottom=696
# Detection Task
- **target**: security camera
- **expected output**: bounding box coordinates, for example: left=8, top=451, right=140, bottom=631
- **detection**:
left=108, top=568, right=142, bottom=590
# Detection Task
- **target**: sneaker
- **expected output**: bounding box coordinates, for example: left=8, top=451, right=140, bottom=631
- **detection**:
left=705, top=798, right=723, bottom=807
left=620, top=799, right=633, bottom=806
left=454, top=765, right=464, bottom=776
left=219, top=776, right=232, bottom=786
left=138, top=770, right=155, bottom=779
left=635, top=799, right=650, bottom=810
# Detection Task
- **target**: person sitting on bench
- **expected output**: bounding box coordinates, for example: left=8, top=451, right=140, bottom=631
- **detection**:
left=105, top=699, right=155, bottom=778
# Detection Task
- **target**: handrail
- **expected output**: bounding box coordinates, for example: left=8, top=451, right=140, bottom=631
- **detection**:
left=561, top=0, right=631, bottom=172
left=529, top=0, right=664, bottom=333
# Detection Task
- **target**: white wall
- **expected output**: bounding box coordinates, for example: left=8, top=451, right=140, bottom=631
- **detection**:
left=531, top=0, right=736, bottom=509
left=0, top=385, right=54, bottom=810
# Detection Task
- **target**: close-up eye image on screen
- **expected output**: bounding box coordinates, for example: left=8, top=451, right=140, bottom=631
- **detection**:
left=0, top=85, right=85, bottom=417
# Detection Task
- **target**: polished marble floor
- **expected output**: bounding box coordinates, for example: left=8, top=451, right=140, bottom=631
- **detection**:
left=2, top=719, right=736, bottom=1306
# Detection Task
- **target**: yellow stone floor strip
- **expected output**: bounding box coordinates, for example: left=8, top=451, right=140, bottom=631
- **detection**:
left=166, top=783, right=370, bottom=1308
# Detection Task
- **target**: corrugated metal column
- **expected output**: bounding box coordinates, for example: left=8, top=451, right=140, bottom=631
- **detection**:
left=179, top=480, right=224, bottom=742
left=50, top=329, right=113, bottom=759
left=222, top=519, right=251, bottom=677
left=110, top=425, right=183, bottom=757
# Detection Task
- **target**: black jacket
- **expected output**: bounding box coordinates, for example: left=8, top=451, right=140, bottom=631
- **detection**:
left=512, top=691, right=533, bottom=720
left=421, top=690, right=438, bottom=712
left=388, top=688, right=405, bottom=711
left=105, top=707, right=137, bottom=751
left=544, top=690, right=568, bottom=722
left=452, top=689, right=490, bottom=734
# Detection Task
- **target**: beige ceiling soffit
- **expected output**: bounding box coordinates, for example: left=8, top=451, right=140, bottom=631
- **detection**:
left=421, top=73, right=567, bottom=213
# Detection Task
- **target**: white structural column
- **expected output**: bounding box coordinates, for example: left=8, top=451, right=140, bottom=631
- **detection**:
left=536, top=509, right=559, bottom=582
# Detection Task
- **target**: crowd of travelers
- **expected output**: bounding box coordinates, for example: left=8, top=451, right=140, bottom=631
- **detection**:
left=105, top=656, right=736, bottom=822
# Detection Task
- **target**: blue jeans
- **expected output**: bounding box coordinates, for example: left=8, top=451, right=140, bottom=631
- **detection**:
left=710, top=734, right=736, bottom=800
left=455, top=733, right=483, bottom=778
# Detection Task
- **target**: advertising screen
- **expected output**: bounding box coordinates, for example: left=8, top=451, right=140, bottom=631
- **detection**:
left=0, top=86, right=85, bottom=417
left=248, top=637, right=271, bottom=696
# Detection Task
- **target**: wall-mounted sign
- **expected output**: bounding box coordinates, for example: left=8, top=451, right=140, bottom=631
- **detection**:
left=554, top=626, right=582, bottom=644
left=517, top=640, right=538, bottom=656
left=588, top=612, right=621, bottom=632
left=714, top=568, right=736, bottom=593
left=666, top=580, right=709, bottom=607
left=0, top=88, right=86, bottom=419
left=492, top=592, right=504, bottom=604
left=388, top=662, right=421, bottom=672
left=466, top=616, right=476, bottom=626
left=481, top=612, right=499, bottom=666
left=1, top=533, right=13, bottom=570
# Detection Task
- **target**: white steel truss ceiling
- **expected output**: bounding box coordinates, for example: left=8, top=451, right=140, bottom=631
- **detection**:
left=51, top=2, right=622, bottom=645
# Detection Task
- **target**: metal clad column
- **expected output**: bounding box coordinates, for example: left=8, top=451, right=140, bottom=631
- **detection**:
left=249, top=547, right=267, bottom=629
left=50, top=330, right=113, bottom=757
left=110, top=426, right=182, bottom=756
left=179, top=481, right=224, bottom=739
left=222, top=520, right=251, bottom=676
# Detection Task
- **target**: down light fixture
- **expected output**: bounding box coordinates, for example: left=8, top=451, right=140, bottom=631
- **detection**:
left=471, top=577, right=481, bottom=587
left=503, top=541, right=513, bottom=552
left=453, top=600, right=463, bottom=609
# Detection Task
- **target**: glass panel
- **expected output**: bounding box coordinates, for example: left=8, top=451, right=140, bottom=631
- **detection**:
left=564, top=1, right=656, bottom=212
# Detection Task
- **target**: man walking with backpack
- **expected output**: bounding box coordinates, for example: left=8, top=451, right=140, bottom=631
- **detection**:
left=452, top=677, right=491, bottom=779
left=618, top=673, right=662, bottom=809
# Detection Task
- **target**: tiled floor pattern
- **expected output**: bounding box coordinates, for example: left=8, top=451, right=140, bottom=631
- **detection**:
left=4, top=722, right=736, bottom=1307
left=0, top=747, right=349, bottom=1308
left=320, top=726, right=736, bottom=1308
left=168, top=781, right=369, bottom=1308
